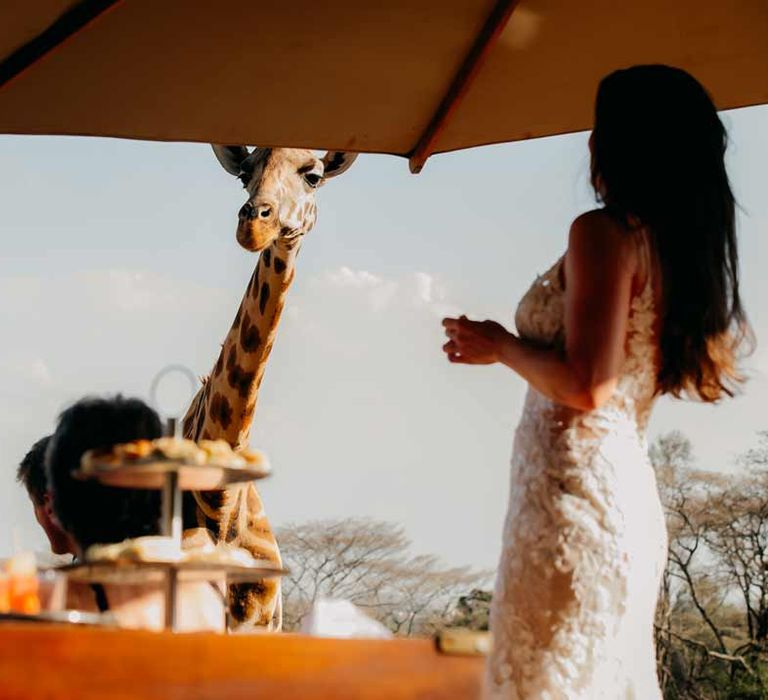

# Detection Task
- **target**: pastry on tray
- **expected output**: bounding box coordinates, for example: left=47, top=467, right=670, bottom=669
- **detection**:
left=198, top=440, right=267, bottom=470
left=85, top=536, right=184, bottom=564
left=85, top=532, right=260, bottom=568
left=81, top=437, right=269, bottom=473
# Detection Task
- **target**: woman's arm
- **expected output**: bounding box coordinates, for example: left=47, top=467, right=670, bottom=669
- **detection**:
left=442, top=212, right=636, bottom=411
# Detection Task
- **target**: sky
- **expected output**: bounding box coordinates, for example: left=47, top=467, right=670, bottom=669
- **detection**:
left=0, top=104, right=766, bottom=570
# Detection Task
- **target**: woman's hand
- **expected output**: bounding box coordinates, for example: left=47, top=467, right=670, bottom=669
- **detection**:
left=442, top=316, right=511, bottom=365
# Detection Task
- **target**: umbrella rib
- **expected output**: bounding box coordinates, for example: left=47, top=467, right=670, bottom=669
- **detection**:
left=0, top=0, right=124, bottom=90
left=408, top=0, right=520, bottom=174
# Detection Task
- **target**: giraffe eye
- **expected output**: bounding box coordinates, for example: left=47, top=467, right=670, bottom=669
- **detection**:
left=304, top=172, right=322, bottom=188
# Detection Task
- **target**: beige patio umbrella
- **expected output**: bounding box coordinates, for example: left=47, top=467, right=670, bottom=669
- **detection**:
left=1, top=1, right=766, bottom=172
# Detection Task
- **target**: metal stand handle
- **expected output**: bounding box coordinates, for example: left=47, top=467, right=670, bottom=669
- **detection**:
left=160, top=437, right=183, bottom=632
left=165, top=567, right=178, bottom=632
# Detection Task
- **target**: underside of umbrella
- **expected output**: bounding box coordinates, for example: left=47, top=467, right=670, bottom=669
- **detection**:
left=1, top=1, right=766, bottom=172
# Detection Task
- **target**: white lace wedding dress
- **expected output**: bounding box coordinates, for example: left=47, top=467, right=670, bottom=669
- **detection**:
left=485, top=234, right=668, bottom=699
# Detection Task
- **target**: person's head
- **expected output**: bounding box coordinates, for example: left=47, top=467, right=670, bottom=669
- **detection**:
left=17, top=436, right=76, bottom=555
left=47, top=395, right=163, bottom=554
left=590, top=64, right=749, bottom=402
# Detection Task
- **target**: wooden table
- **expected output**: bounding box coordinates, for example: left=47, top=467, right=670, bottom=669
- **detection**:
left=0, top=625, right=484, bottom=699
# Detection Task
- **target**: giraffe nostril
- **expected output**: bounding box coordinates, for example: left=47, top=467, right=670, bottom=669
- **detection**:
left=239, top=202, right=255, bottom=220
left=258, top=205, right=272, bottom=220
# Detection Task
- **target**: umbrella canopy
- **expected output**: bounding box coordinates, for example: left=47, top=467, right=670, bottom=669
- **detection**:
left=1, top=0, right=766, bottom=172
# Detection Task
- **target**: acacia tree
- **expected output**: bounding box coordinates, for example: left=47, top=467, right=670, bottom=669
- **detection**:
left=276, top=517, right=490, bottom=635
left=652, top=432, right=721, bottom=696
left=705, top=437, right=768, bottom=650
left=651, top=431, right=767, bottom=698
left=377, top=554, right=486, bottom=635
left=653, top=433, right=730, bottom=652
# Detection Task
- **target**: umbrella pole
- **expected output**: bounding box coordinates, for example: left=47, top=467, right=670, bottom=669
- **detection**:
left=408, top=0, right=521, bottom=174
left=0, top=0, right=124, bottom=90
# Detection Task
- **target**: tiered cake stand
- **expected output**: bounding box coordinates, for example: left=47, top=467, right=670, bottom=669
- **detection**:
left=63, top=421, right=287, bottom=631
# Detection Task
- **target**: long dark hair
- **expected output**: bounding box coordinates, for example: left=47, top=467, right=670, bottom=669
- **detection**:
left=591, top=64, right=750, bottom=402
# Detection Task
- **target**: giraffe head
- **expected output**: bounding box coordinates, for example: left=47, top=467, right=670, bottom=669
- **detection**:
left=212, top=146, right=357, bottom=252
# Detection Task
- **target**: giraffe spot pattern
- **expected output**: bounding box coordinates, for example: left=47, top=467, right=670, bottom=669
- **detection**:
left=223, top=489, right=243, bottom=543
left=232, top=306, right=242, bottom=330
left=259, top=282, right=270, bottom=315
left=202, top=490, right=226, bottom=512
left=209, top=393, right=233, bottom=430
left=192, top=492, right=226, bottom=535
left=240, top=313, right=262, bottom=352
left=213, top=354, right=224, bottom=378
left=274, top=257, right=286, bottom=274
left=263, top=248, right=272, bottom=268
left=182, top=491, right=198, bottom=529
left=224, top=516, right=239, bottom=543
left=227, top=345, right=237, bottom=370
left=228, top=363, right=256, bottom=399
left=228, top=580, right=276, bottom=625
left=249, top=267, right=260, bottom=297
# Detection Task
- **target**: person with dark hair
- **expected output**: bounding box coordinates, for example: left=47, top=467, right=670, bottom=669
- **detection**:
left=16, top=436, right=76, bottom=557
left=47, top=395, right=224, bottom=631
left=46, top=395, right=163, bottom=553
left=442, top=65, right=750, bottom=698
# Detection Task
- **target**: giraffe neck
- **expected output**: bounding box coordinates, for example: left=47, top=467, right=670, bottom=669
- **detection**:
left=184, top=237, right=301, bottom=449
left=180, top=234, right=303, bottom=630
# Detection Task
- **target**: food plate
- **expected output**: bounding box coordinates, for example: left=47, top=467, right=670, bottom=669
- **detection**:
left=0, top=610, right=117, bottom=626
left=72, top=461, right=269, bottom=490
left=55, top=560, right=289, bottom=585
left=76, top=438, right=271, bottom=489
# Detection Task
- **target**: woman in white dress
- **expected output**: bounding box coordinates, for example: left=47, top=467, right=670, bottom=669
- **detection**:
left=442, top=65, right=750, bottom=699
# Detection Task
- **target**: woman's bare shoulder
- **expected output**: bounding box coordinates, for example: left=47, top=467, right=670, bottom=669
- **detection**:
left=568, top=209, right=637, bottom=270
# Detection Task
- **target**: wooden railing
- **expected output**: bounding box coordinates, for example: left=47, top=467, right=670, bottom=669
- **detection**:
left=0, top=625, right=484, bottom=699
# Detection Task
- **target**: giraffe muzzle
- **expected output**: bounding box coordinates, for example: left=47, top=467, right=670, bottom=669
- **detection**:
left=236, top=213, right=279, bottom=252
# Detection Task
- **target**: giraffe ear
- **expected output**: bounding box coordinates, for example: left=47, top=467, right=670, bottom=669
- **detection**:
left=211, top=145, right=257, bottom=186
left=321, top=151, right=357, bottom=180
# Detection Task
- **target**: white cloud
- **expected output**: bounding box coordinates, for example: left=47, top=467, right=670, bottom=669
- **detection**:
left=0, top=357, right=53, bottom=389
left=0, top=268, right=229, bottom=327
left=0, top=267, right=234, bottom=429
left=414, top=272, right=434, bottom=304
left=20, top=358, right=52, bottom=386
left=325, top=266, right=383, bottom=289
left=80, top=268, right=228, bottom=315
left=309, top=267, right=460, bottom=318
left=244, top=264, right=523, bottom=568
left=321, top=266, right=398, bottom=312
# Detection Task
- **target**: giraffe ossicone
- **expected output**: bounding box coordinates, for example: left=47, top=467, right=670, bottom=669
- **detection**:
left=182, top=144, right=357, bottom=631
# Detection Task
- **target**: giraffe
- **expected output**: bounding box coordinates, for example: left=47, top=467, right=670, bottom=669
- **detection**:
left=182, top=145, right=357, bottom=631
